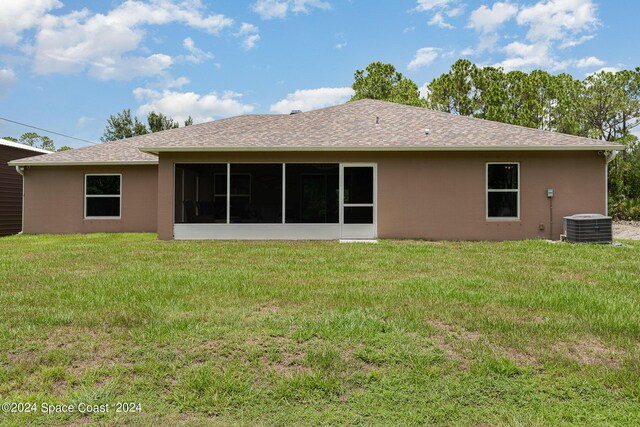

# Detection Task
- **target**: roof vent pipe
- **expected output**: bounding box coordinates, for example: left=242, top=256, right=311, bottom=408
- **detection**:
left=290, top=110, right=302, bottom=115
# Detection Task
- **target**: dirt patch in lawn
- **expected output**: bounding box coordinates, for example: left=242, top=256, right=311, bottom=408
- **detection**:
left=429, top=320, right=481, bottom=342
left=427, top=320, right=482, bottom=369
left=552, top=337, right=624, bottom=368
left=44, top=327, right=132, bottom=373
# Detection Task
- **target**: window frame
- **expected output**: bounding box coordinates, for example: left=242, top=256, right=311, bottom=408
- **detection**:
left=84, top=173, right=122, bottom=220
left=486, top=162, right=520, bottom=221
left=340, top=163, right=377, bottom=226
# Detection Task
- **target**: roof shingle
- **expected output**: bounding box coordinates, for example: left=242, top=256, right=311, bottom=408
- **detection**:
left=10, top=99, right=623, bottom=166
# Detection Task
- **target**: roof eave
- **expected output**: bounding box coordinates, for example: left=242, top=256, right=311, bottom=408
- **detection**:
left=0, top=139, right=53, bottom=154
left=139, top=144, right=625, bottom=154
left=8, top=160, right=159, bottom=167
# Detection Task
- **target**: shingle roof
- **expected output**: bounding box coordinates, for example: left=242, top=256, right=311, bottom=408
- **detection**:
left=9, top=99, right=623, bottom=166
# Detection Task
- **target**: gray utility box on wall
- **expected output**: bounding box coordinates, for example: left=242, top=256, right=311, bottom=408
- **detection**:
left=562, top=214, right=612, bottom=244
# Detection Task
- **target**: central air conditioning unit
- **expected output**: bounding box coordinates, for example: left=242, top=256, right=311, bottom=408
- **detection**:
left=562, top=214, right=612, bottom=244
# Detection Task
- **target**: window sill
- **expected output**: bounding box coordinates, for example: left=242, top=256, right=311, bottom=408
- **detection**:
left=84, top=217, right=122, bottom=220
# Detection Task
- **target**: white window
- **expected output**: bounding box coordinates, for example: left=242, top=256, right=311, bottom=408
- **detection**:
left=85, top=174, right=121, bottom=218
left=486, top=163, right=519, bottom=219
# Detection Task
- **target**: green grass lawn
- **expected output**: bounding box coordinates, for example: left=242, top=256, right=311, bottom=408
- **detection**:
left=0, top=234, right=639, bottom=426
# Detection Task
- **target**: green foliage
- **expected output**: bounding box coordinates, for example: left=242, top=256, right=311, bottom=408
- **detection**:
left=147, top=111, right=179, bottom=133
left=14, top=132, right=56, bottom=151
left=101, top=109, right=148, bottom=142
left=102, top=109, right=190, bottom=141
left=609, top=198, right=640, bottom=220
left=351, top=62, right=424, bottom=107
left=581, top=69, right=640, bottom=141
left=56, top=146, right=73, bottom=152
left=2, top=136, right=17, bottom=142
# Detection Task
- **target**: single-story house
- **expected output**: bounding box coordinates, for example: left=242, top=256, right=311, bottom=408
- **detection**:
left=0, top=138, right=51, bottom=236
left=8, top=99, right=624, bottom=241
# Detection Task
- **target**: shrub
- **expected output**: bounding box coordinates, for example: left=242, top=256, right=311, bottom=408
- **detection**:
left=609, top=198, right=640, bottom=220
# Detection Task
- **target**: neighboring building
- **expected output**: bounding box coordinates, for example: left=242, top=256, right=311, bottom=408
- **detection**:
left=8, top=100, right=623, bottom=240
left=0, top=138, right=51, bottom=236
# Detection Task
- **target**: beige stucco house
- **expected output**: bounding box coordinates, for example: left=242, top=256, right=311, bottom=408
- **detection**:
left=8, top=99, right=623, bottom=240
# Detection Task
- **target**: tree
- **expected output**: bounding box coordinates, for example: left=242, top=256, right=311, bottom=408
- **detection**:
left=18, top=132, right=55, bottom=150
left=427, top=59, right=481, bottom=115
left=580, top=69, right=640, bottom=141
left=101, top=109, right=148, bottom=142
left=147, top=111, right=179, bottom=133
left=57, top=146, right=73, bottom=152
left=102, top=109, right=189, bottom=141
left=351, top=62, right=423, bottom=107
left=2, top=136, right=17, bottom=142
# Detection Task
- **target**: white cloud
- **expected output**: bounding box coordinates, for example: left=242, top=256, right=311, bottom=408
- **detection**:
left=575, top=56, right=604, bottom=68
left=270, top=87, right=353, bottom=114
left=77, top=116, right=94, bottom=127
left=252, top=0, right=330, bottom=20
left=0, top=0, right=62, bottom=46
left=559, top=34, right=595, bottom=49
left=335, top=42, right=347, bottom=49
left=587, top=66, right=620, bottom=76
left=32, top=1, right=233, bottom=79
left=460, top=47, right=476, bottom=56
left=414, top=0, right=451, bottom=12
left=236, top=23, right=260, bottom=50
left=182, top=37, right=214, bottom=63
left=490, top=0, right=600, bottom=72
left=418, top=82, right=430, bottom=99
left=407, top=47, right=440, bottom=71
left=291, top=0, right=332, bottom=14
left=163, top=76, right=190, bottom=89
left=91, top=54, right=173, bottom=80
left=134, top=87, right=255, bottom=123
left=468, top=2, right=518, bottom=33
left=516, top=0, right=599, bottom=42
left=447, top=6, right=465, bottom=17
left=494, top=41, right=570, bottom=71
left=428, top=13, right=454, bottom=29
left=0, top=68, right=17, bottom=95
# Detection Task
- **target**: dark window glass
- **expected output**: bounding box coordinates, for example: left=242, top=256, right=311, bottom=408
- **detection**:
left=488, top=192, right=518, bottom=218
left=344, top=207, right=373, bottom=224
left=344, top=167, right=373, bottom=204
left=174, top=164, right=227, bottom=223
left=86, top=175, right=120, bottom=195
left=487, top=164, right=518, bottom=189
left=285, top=164, right=339, bottom=223
left=86, top=197, right=120, bottom=217
left=230, top=164, right=282, bottom=223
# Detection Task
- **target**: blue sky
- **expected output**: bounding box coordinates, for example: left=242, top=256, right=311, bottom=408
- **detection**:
left=0, top=0, right=637, bottom=148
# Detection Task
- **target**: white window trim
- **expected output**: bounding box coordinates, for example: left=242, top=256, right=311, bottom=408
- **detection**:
left=340, top=163, right=377, bottom=236
left=84, top=173, right=122, bottom=220
left=486, top=162, right=520, bottom=221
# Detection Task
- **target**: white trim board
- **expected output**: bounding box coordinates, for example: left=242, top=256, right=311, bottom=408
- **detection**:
left=139, top=144, right=625, bottom=154
left=0, top=138, right=52, bottom=154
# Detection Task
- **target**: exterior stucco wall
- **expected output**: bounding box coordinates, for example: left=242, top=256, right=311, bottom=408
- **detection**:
left=156, top=151, right=607, bottom=241
left=23, top=165, right=157, bottom=234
